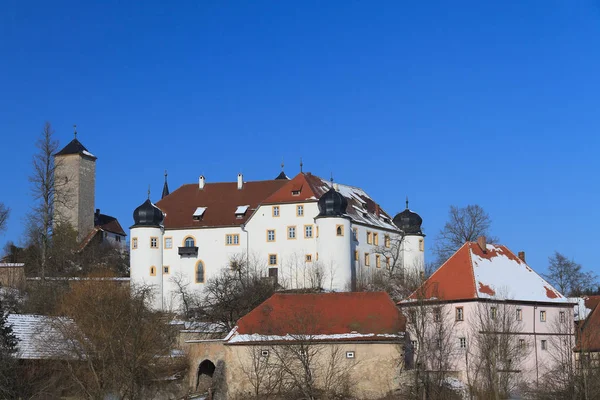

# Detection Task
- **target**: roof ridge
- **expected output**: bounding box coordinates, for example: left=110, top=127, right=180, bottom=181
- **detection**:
left=467, top=243, right=478, bottom=299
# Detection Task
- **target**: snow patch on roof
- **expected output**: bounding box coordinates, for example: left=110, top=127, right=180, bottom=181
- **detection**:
left=7, top=314, right=78, bottom=360
left=571, top=297, right=594, bottom=321
left=235, top=205, right=249, bottom=215
left=82, top=150, right=95, bottom=158
left=227, top=332, right=403, bottom=344
left=471, top=244, right=569, bottom=303
left=193, top=207, right=207, bottom=217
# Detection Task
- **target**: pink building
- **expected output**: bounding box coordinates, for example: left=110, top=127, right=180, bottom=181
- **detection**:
left=401, top=237, right=574, bottom=391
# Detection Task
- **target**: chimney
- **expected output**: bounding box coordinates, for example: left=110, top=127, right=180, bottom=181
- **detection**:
left=477, top=236, right=487, bottom=253
left=199, top=175, right=205, bottom=190
left=237, top=173, right=243, bottom=190
left=518, top=251, right=526, bottom=262
left=95, top=209, right=100, bottom=216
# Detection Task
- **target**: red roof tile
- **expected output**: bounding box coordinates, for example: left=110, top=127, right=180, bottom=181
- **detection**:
left=236, top=292, right=406, bottom=337
left=577, top=300, right=600, bottom=352
left=156, top=179, right=288, bottom=229
left=407, top=242, right=568, bottom=303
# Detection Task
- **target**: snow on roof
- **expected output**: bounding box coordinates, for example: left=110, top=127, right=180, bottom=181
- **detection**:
left=408, top=242, right=571, bottom=304
left=571, top=297, right=594, bottom=321
left=170, top=320, right=227, bottom=333
left=227, top=332, right=404, bottom=344
left=82, top=150, right=96, bottom=158
left=7, top=314, right=78, bottom=360
left=193, top=207, right=207, bottom=217
left=0, top=263, right=24, bottom=268
left=471, top=244, right=569, bottom=303
left=235, top=205, right=249, bottom=215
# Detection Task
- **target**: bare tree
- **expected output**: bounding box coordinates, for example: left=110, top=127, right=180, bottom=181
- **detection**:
left=27, top=122, right=71, bottom=279
left=433, top=205, right=498, bottom=265
left=51, top=274, right=186, bottom=399
left=467, top=300, right=527, bottom=400
left=236, top=345, right=284, bottom=399
left=543, top=252, right=597, bottom=297
left=0, top=203, right=9, bottom=235
left=402, top=281, right=458, bottom=400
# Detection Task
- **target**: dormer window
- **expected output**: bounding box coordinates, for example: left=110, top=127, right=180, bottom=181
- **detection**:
left=235, top=205, right=249, bottom=219
left=193, top=207, right=207, bottom=221
left=292, top=190, right=300, bottom=196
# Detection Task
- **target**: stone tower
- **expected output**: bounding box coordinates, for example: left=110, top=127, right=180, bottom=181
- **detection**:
left=54, top=131, right=97, bottom=241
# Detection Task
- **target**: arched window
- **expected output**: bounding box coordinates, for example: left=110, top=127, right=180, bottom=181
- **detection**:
left=196, top=261, right=205, bottom=283
left=336, top=225, right=344, bottom=236
left=185, top=237, right=195, bottom=247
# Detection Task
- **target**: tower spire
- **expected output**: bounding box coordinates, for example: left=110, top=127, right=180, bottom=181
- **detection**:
left=161, top=170, right=170, bottom=199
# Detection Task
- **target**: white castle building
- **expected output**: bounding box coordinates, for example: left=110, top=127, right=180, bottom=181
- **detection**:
left=130, top=170, right=425, bottom=311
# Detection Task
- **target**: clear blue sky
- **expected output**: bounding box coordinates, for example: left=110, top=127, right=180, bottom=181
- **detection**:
left=1, top=1, right=599, bottom=278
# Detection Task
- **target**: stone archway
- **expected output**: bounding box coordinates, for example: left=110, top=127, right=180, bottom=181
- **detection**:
left=196, top=359, right=216, bottom=390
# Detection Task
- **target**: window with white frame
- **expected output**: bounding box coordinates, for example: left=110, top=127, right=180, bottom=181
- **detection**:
left=164, top=237, right=173, bottom=249
left=272, top=206, right=280, bottom=217
left=269, top=254, right=278, bottom=266
left=297, top=205, right=304, bottom=217
left=540, top=310, right=547, bottom=322
left=150, top=237, right=158, bottom=248
left=226, top=234, right=240, bottom=245
left=267, top=229, right=275, bottom=242
left=456, top=307, right=464, bottom=321
left=559, top=311, right=566, bottom=323
left=185, top=237, right=195, bottom=247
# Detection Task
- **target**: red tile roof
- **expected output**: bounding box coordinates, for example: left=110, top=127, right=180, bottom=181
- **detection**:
left=156, top=179, right=288, bottom=229
left=576, top=299, right=600, bottom=352
left=155, top=172, right=397, bottom=231
left=235, top=292, right=406, bottom=338
left=407, top=242, right=568, bottom=303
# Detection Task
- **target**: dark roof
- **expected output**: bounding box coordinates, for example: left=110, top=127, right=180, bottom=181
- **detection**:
left=317, top=187, right=348, bottom=217
left=54, top=138, right=97, bottom=159
left=274, top=171, right=289, bottom=180
left=236, top=292, right=406, bottom=337
left=156, top=179, right=288, bottom=229
left=162, top=180, right=170, bottom=199
left=393, top=204, right=423, bottom=235
left=94, top=213, right=126, bottom=236
left=132, top=199, right=164, bottom=228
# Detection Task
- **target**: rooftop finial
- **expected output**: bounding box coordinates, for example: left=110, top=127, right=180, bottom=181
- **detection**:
left=406, top=196, right=409, bottom=209
left=148, top=185, right=151, bottom=200
left=330, top=172, right=334, bottom=184
left=281, top=158, right=284, bottom=171
left=164, top=170, right=168, bottom=181
left=73, top=124, right=77, bottom=138
left=300, top=157, right=303, bottom=173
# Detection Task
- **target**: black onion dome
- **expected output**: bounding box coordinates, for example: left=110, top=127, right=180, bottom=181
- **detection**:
left=317, top=187, right=348, bottom=217
left=393, top=208, right=423, bottom=235
left=132, top=199, right=164, bottom=227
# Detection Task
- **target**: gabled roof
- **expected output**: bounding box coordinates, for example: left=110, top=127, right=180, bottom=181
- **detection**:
left=228, top=292, right=406, bottom=343
left=156, top=179, right=288, bottom=229
left=264, top=173, right=398, bottom=230
left=576, top=297, right=600, bottom=352
left=407, top=242, right=569, bottom=304
left=54, top=138, right=96, bottom=159
left=94, top=213, right=126, bottom=236
left=7, top=314, right=76, bottom=360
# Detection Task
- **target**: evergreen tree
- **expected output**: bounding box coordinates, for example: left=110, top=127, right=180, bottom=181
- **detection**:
left=0, top=298, right=18, bottom=397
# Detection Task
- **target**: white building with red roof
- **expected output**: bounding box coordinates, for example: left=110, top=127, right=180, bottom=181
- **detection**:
left=401, top=237, right=575, bottom=390
left=130, top=170, right=426, bottom=311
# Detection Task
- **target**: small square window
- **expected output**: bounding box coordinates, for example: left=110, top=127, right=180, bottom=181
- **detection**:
left=150, top=237, right=158, bottom=248
left=261, top=350, right=269, bottom=357
left=540, top=310, right=547, bottom=322
left=132, top=238, right=138, bottom=249
left=267, top=229, right=276, bottom=242
left=164, top=237, right=172, bottom=249
left=541, top=340, right=547, bottom=350
left=163, top=266, right=170, bottom=274
left=519, top=339, right=526, bottom=348
left=305, top=254, right=312, bottom=262
left=297, top=205, right=304, bottom=217
left=269, top=254, right=278, bottom=266
left=272, top=206, right=280, bottom=217
left=346, top=351, right=355, bottom=359
left=459, top=337, right=466, bottom=349
left=288, top=226, right=296, bottom=239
